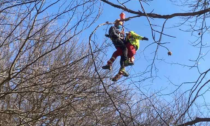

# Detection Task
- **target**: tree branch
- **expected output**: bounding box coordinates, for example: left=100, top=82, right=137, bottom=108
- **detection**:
left=101, top=0, right=210, bottom=19
left=178, top=117, right=210, bottom=126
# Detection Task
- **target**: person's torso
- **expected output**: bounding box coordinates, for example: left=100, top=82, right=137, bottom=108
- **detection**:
left=126, top=36, right=140, bottom=50
left=109, top=26, right=120, bottom=38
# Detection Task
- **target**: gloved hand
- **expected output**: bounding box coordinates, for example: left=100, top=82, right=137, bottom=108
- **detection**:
left=142, top=37, right=148, bottom=41
left=119, top=36, right=124, bottom=40
left=105, top=34, right=110, bottom=38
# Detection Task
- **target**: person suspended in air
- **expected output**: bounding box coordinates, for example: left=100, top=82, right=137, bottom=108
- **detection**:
left=102, top=19, right=129, bottom=77
left=124, top=31, right=148, bottom=65
left=103, top=30, right=149, bottom=81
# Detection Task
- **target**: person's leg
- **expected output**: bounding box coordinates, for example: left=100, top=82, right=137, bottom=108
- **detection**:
left=108, top=48, right=122, bottom=65
left=125, top=43, right=136, bottom=65
left=119, top=57, right=129, bottom=77
left=126, top=43, right=136, bottom=57
left=112, top=58, right=129, bottom=81
left=112, top=72, right=122, bottom=81
left=115, top=39, right=128, bottom=62
left=113, top=39, right=129, bottom=77
left=111, top=58, right=126, bottom=82
left=112, top=44, right=130, bottom=81
left=102, top=47, right=122, bottom=70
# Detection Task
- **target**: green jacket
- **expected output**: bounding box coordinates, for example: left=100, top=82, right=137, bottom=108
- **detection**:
left=126, top=31, right=143, bottom=50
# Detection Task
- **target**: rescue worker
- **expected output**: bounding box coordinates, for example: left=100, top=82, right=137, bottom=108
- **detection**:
left=102, top=19, right=128, bottom=76
left=124, top=31, right=148, bottom=66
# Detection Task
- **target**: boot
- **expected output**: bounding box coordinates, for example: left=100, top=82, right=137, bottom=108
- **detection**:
left=112, top=73, right=122, bottom=81
left=124, top=58, right=134, bottom=66
left=102, top=65, right=112, bottom=70
left=119, top=68, right=129, bottom=77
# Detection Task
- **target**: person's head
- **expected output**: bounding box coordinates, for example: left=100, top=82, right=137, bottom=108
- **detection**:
left=126, top=31, right=135, bottom=39
left=114, top=19, right=123, bottom=29
left=126, top=32, right=130, bottom=36
left=126, top=31, right=135, bottom=36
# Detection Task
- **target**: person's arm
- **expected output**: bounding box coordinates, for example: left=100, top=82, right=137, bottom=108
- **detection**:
left=142, top=37, right=148, bottom=41
left=132, top=32, right=143, bottom=40
left=105, top=34, right=109, bottom=37
left=131, top=32, right=148, bottom=41
left=135, top=34, right=148, bottom=41
left=111, top=27, right=120, bottom=38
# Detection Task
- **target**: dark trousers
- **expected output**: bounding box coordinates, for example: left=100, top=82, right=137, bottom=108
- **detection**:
left=112, top=38, right=128, bottom=68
